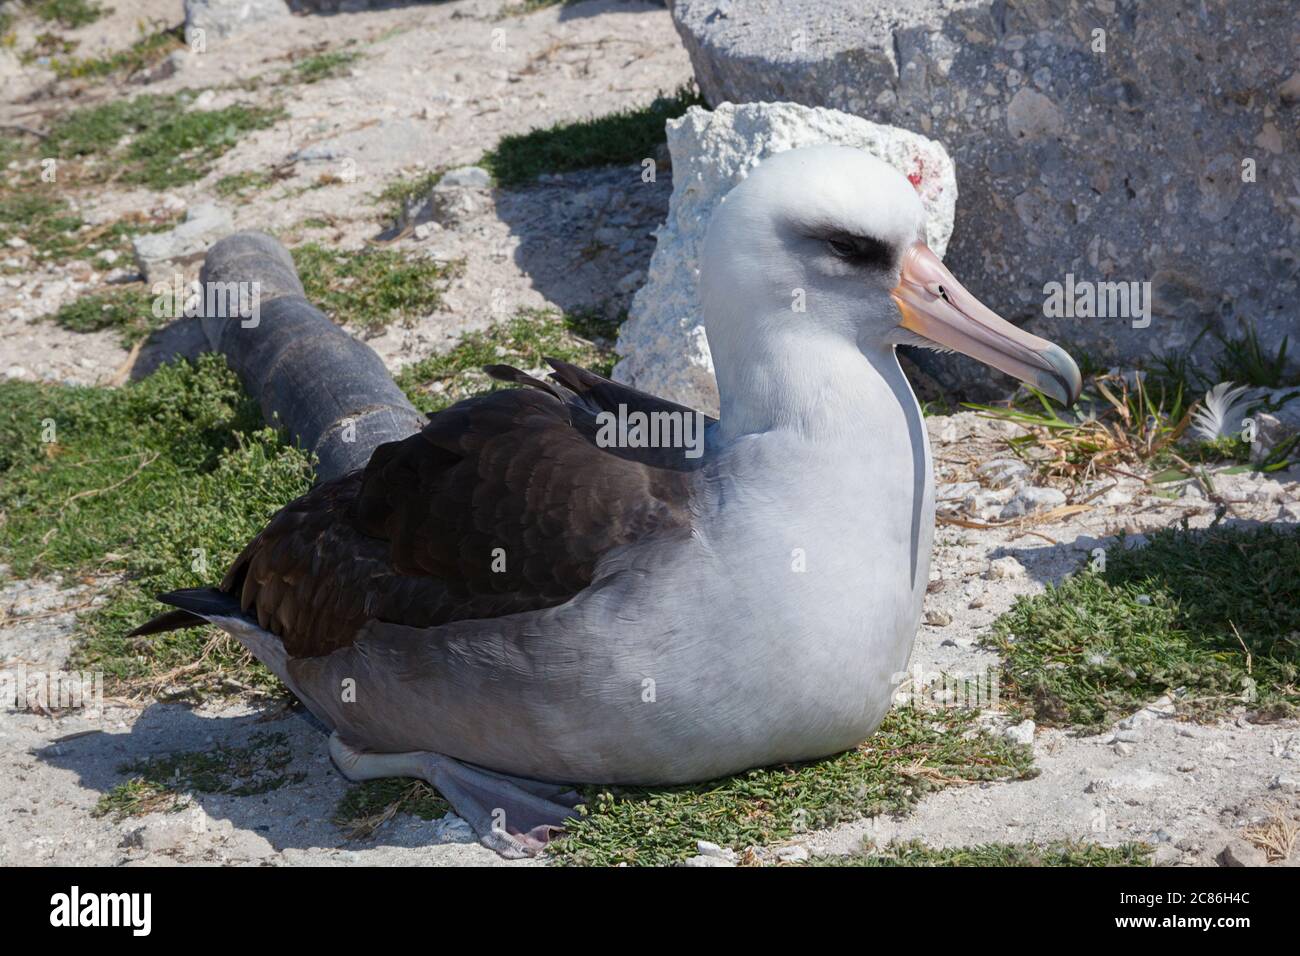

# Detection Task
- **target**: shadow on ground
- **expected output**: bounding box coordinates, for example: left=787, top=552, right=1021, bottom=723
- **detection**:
left=33, top=701, right=477, bottom=854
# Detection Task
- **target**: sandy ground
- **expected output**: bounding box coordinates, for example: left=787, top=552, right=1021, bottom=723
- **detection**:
left=1, top=0, right=1297, bottom=866
left=2, top=0, right=688, bottom=383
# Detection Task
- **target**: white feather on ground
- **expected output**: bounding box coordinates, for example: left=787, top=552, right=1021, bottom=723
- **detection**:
left=1190, top=381, right=1254, bottom=441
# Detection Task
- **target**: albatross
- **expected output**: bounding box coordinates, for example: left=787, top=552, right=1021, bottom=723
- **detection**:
left=131, top=146, right=1081, bottom=856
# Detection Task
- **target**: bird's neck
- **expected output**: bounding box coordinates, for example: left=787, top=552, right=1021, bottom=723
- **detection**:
left=713, top=329, right=918, bottom=446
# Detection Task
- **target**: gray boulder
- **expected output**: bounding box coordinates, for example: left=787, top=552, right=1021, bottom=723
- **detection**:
left=184, top=0, right=291, bottom=44
left=671, top=0, right=1300, bottom=395
left=132, top=202, right=234, bottom=283
left=612, top=101, right=956, bottom=414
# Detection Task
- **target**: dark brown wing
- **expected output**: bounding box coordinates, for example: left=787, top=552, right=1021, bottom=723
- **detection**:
left=220, top=370, right=698, bottom=658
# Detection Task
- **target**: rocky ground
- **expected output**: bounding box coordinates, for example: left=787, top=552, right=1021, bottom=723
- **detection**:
left=1, top=0, right=1297, bottom=867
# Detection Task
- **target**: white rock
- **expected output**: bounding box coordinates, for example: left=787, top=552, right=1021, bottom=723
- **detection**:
left=1002, top=719, right=1035, bottom=746
left=776, top=845, right=810, bottom=863
left=440, top=165, right=491, bottom=189
left=977, top=458, right=1030, bottom=489
left=964, top=486, right=1016, bottom=519
left=1101, top=486, right=1135, bottom=507
left=999, top=485, right=1067, bottom=519
left=612, top=102, right=957, bottom=414
left=936, top=481, right=980, bottom=515
left=695, top=839, right=733, bottom=858
left=986, top=556, right=1026, bottom=580
left=680, top=853, right=736, bottom=867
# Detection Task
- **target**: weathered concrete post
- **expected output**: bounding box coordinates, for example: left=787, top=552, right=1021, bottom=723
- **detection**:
left=198, top=231, right=426, bottom=482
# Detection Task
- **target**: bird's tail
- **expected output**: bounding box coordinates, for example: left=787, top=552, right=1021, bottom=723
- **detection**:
left=126, top=587, right=246, bottom=637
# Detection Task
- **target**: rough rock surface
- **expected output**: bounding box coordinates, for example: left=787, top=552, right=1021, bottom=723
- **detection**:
left=612, top=101, right=956, bottom=413
left=184, top=0, right=292, bottom=43
left=671, top=0, right=1300, bottom=395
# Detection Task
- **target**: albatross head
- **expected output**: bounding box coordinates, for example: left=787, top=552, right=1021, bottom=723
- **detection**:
left=700, top=146, right=1081, bottom=420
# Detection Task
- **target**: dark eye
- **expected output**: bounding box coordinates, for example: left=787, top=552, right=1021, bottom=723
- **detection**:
left=827, top=238, right=856, bottom=258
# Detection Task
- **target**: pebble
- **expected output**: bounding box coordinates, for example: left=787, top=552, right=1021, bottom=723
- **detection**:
left=1268, top=774, right=1300, bottom=794
left=1152, top=844, right=1182, bottom=866
left=104, top=267, right=143, bottom=284
left=977, top=458, right=1030, bottom=489
left=680, top=853, right=735, bottom=867
left=999, top=485, right=1067, bottom=518
left=776, top=845, right=810, bottom=863
left=1101, top=487, right=1134, bottom=507
left=1002, top=719, right=1035, bottom=746
left=940, top=636, right=974, bottom=649
left=986, top=556, right=1026, bottom=580
left=440, top=165, right=491, bottom=188
left=963, top=487, right=1014, bottom=518
left=936, top=480, right=980, bottom=509
left=1113, top=741, right=1135, bottom=756
left=924, top=609, right=952, bottom=627
left=696, top=839, right=731, bottom=858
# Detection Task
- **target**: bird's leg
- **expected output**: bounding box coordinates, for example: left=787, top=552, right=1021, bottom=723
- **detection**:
left=329, top=732, right=582, bottom=858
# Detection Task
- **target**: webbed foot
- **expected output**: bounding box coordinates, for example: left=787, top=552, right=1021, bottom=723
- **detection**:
left=329, top=732, right=582, bottom=858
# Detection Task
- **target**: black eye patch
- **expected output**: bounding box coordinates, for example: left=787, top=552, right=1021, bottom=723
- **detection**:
left=818, top=230, right=893, bottom=270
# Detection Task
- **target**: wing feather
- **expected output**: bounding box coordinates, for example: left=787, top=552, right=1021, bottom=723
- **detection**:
left=219, top=369, right=699, bottom=658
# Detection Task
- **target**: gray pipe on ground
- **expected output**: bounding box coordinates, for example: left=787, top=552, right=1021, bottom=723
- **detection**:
left=198, top=231, right=427, bottom=482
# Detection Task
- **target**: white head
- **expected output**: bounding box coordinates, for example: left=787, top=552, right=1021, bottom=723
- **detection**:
left=700, top=146, right=1080, bottom=433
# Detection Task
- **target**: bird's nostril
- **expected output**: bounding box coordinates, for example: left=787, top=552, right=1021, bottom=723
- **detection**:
left=927, top=283, right=951, bottom=303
